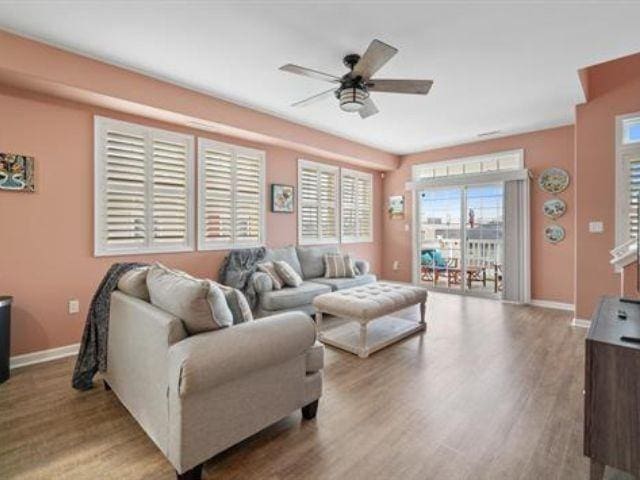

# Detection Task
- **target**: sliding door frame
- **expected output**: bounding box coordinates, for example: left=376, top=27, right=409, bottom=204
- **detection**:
left=410, top=169, right=530, bottom=302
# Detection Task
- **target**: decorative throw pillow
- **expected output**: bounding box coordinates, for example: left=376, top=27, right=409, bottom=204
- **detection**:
left=274, top=260, right=303, bottom=287
left=257, top=262, right=284, bottom=290
left=147, top=263, right=233, bottom=335
left=117, top=266, right=150, bottom=300
left=215, top=282, right=254, bottom=324
left=324, top=253, right=356, bottom=278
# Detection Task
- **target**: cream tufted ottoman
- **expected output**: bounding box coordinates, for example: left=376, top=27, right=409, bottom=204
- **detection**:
left=312, top=282, right=427, bottom=358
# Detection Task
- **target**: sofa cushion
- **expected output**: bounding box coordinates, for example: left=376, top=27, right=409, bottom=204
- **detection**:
left=274, top=260, right=303, bottom=287
left=260, top=281, right=331, bottom=311
left=264, top=245, right=303, bottom=277
left=257, top=261, right=284, bottom=290
left=147, top=263, right=233, bottom=334
left=324, top=253, right=356, bottom=278
left=310, top=273, right=377, bottom=292
left=296, top=245, right=339, bottom=279
left=117, top=266, right=150, bottom=301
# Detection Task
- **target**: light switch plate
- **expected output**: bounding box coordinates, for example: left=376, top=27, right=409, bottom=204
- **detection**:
left=68, top=299, right=80, bottom=314
left=392, top=261, right=400, bottom=271
left=589, top=221, right=604, bottom=233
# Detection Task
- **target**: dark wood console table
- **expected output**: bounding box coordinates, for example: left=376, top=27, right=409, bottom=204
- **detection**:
left=584, top=296, right=640, bottom=479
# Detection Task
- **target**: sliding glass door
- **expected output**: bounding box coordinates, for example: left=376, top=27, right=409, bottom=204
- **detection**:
left=418, top=183, right=504, bottom=297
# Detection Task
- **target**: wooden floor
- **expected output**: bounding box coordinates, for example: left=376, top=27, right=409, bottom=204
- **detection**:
left=0, top=293, right=632, bottom=479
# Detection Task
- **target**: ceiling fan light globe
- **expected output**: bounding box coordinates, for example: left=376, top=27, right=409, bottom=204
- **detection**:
left=339, top=87, right=368, bottom=112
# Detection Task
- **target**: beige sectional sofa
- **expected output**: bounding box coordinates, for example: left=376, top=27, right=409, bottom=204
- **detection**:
left=105, top=286, right=323, bottom=480
left=253, top=245, right=377, bottom=317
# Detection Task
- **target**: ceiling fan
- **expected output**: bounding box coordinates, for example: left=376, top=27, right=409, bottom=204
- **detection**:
left=279, top=39, right=433, bottom=119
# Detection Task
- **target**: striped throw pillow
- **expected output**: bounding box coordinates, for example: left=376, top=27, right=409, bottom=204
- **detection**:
left=324, top=253, right=356, bottom=278
left=257, top=261, right=284, bottom=290
left=274, top=260, right=303, bottom=287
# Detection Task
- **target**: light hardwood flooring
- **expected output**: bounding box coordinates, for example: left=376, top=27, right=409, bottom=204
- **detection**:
left=0, top=293, right=632, bottom=479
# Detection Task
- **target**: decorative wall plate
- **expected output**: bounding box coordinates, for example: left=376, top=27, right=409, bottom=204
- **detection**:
left=538, top=167, right=570, bottom=194
left=542, top=198, right=567, bottom=220
left=544, top=225, right=565, bottom=244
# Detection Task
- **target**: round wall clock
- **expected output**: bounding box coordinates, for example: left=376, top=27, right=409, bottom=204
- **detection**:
left=538, top=167, right=570, bottom=194
left=544, top=225, right=565, bottom=244
left=542, top=198, right=567, bottom=220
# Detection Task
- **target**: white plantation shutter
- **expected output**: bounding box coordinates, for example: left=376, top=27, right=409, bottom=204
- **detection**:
left=626, top=152, right=640, bottom=238
left=298, top=159, right=339, bottom=244
left=341, top=168, right=373, bottom=242
left=198, top=139, right=265, bottom=250
left=95, top=117, right=194, bottom=256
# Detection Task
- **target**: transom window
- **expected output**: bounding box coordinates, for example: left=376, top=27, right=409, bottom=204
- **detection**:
left=412, top=150, right=524, bottom=180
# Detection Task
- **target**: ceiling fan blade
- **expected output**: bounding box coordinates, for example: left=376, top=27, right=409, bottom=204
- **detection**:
left=359, top=97, right=379, bottom=119
left=279, top=64, right=341, bottom=83
left=291, top=88, right=337, bottom=107
left=352, top=39, right=398, bottom=79
left=367, top=79, right=433, bottom=95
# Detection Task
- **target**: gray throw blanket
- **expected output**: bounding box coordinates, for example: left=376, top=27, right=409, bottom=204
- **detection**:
left=72, top=262, right=147, bottom=391
left=218, top=247, right=266, bottom=309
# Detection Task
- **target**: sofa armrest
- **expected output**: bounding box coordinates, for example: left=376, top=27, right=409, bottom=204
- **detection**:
left=354, top=259, right=370, bottom=276
left=252, top=271, right=273, bottom=293
left=169, top=311, right=315, bottom=397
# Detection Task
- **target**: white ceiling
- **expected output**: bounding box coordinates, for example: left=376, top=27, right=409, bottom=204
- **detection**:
left=1, top=2, right=640, bottom=155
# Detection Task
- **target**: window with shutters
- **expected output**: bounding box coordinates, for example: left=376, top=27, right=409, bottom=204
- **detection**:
left=341, top=168, right=373, bottom=243
left=616, top=113, right=640, bottom=244
left=198, top=138, right=265, bottom=250
left=94, top=116, right=195, bottom=256
left=298, top=159, right=339, bottom=245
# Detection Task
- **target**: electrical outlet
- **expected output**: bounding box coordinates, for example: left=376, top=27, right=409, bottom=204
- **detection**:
left=589, top=221, right=604, bottom=233
left=68, top=299, right=80, bottom=314
left=393, top=260, right=400, bottom=271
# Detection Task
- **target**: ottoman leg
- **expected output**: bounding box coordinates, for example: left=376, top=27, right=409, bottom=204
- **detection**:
left=359, top=323, right=368, bottom=358
left=419, top=301, right=426, bottom=326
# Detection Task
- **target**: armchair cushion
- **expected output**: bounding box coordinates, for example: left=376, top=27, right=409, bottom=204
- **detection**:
left=147, top=263, right=233, bottom=335
left=169, top=311, right=316, bottom=396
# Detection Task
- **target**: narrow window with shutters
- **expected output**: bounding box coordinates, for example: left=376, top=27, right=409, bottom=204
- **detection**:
left=298, top=159, right=339, bottom=245
left=341, top=168, right=373, bottom=243
left=94, top=116, right=195, bottom=256
left=198, top=139, right=265, bottom=250
left=616, top=114, right=640, bottom=244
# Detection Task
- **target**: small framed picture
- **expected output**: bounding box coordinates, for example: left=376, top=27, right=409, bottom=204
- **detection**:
left=271, top=184, right=294, bottom=213
left=388, top=195, right=404, bottom=219
left=0, top=153, right=35, bottom=192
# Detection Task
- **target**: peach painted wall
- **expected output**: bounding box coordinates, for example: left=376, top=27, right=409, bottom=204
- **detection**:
left=0, top=87, right=382, bottom=356
left=574, top=52, right=640, bottom=319
left=381, top=125, right=575, bottom=304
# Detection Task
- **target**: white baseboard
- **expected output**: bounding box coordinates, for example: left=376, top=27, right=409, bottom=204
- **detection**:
left=530, top=299, right=575, bottom=312
left=571, top=318, right=591, bottom=328
left=10, top=343, right=79, bottom=370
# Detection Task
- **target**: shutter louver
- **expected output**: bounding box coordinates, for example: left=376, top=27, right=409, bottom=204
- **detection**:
left=235, top=152, right=262, bottom=243
left=341, top=174, right=357, bottom=238
left=152, top=139, right=189, bottom=244
left=629, top=154, right=640, bottom=238
left=104, top=129, right=147, bottom=247
left=357, top=176, right=372, bottom=239
left=198, top=140, right=264, bottom=249
left=298, top=160, right=339, bottom=244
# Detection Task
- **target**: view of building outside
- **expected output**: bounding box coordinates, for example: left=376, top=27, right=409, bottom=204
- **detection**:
left=419, top=184, right=503, bottom=295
